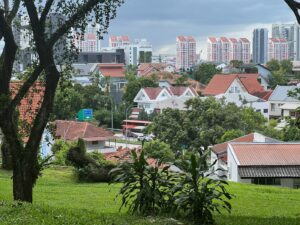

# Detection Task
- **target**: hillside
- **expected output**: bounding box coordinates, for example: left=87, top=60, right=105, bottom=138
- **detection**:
left=0, top=167, right=300, bottom=225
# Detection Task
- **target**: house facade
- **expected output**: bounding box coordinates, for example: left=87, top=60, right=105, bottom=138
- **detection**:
left=134, top=86, right=198, bottom=114
left=210, top=133, right=281, bottom=178
left=268, top=85, right=299, bottom=119
left=52, top=120, right=116, bottom=154
left=203, top=74, right=272, bottom=118
left=227, top=143, right=300, bottom=188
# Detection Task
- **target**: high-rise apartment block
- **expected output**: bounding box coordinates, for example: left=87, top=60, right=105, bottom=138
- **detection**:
left=109, top=36, right=130, bottom=48
left=207, top=37, right=250, bottom=64
left=73, top=24, right=101, bottom=52
left=268, top=38, right=289, bottom=61
left=253, top=28, right=269, bottom=64
left=107, top=36, right=152, bottom=65
left=176, top=36, right=197, bottom=71
left=272, top=23, right=300, bottom=60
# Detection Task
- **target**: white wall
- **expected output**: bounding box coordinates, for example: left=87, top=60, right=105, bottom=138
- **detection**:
left=227, top=145, right=239, bottom=182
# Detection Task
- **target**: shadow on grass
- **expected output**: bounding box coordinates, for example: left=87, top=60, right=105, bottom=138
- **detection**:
left=215, top=215, right=300, bottom=225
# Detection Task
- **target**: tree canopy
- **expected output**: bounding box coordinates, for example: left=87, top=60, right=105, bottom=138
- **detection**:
left=192, top=63, right=221, bottom=85
left=0, top=0, right=123, bottom=202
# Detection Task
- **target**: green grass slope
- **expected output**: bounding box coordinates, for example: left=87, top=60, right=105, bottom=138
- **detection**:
left=1, top=167, right=300, bottom=225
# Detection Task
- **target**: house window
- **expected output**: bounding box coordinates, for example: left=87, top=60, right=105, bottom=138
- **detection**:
left=264, top=109, right=268, bottom=114
left=252, top=178, right=281, bottom=185
left=271, top=103, right=275, bottom=112
left=229, top=86, right=234, bottom=93
left=92, top=141, right=99, bottom=145
left=256, top=109, right=261, bottom=112
left=235, top=87, right=240, bottom=93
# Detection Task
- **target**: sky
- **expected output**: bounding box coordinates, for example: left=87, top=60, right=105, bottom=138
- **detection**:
left=103, top=0, right=297, bottom=58
left=0, top=0, right=296, bottom=58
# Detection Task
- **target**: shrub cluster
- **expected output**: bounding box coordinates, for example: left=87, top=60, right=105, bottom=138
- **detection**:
left=110, top=151, right=232, bottom=225
left=52, top=139, right=115, bottom=182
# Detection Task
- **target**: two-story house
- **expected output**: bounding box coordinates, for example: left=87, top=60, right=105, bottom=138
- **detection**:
left=134, top=86, right=198, bottom=114
left=203, top=74, right=272, bottom=118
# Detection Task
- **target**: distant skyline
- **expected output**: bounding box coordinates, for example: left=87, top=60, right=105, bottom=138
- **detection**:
left=102, top=0, right=296, bottom=58
left=0, top=1, right=297, bottom=60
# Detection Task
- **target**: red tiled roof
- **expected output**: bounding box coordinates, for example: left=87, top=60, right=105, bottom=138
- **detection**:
left=143, top=87, right=166, bottom=100
left=229, top=38, right=238, bottom=43
left=98, top=63, right=125, bottom=78
left=203, top=74, right=267, bottom=97
left=230, top=143, right=300, bottom=166
left=220, top=37, right=229, bottom=42
left=208, top=37, right=217, bottom=43
left=55, top=120, right=114, bottom=141
left=240, top=38, right=250, bottom=43
left=10, top=82, right=44, bottom=125
left=138, top=63, right=167, bottom=76
left=177, top=36, right=195, bottom=42
left=211, top=133, right=255, bottom=155
left=203, top=74, right=237, bottom=96
left=237, top=74, right=265, bottom=94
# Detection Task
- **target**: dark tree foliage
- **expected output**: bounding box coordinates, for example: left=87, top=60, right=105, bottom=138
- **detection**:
left=0, top=0, right=123, bottom=202
left=192, top=63, right=221, bottom=85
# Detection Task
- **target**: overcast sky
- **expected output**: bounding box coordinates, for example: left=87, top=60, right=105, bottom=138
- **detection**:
left=0, top=1, right=296, bottom=58
left=103, top=0, right=297, bottom=57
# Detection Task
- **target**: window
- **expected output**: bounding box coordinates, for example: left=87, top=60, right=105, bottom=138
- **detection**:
left=271, top=103, right=275, bottom=112
left=256, top=109, right=261, bottom=112
left=264, top=109, right=268, bottom=114
left=92, top=141, right=99, bottom=145
left=252, top=178, right=281, bottom=185
left=235, top=87, right=240, bottom=93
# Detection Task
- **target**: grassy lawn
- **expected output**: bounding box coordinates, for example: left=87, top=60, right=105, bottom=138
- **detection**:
left=1, top=167, right=300, bottom=225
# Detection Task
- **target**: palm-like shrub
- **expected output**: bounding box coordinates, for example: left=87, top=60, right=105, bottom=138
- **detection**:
left=173, top=153, right=232, bottom=225
left=110, top=150, right=175, bottom=215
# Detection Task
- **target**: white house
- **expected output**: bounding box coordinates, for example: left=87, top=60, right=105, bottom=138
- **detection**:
left=134, top=86, right=198, bottom=114
left=268, top=85, right=300, bottom=119
left=227, top=143, right=300, bottom=188
left=203, top=74, right=272, bottom=118
left=210, top=133, right=281, bottom=178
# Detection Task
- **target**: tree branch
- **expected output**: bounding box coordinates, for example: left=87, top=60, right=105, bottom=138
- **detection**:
left=7, top=0, right=21, bottom=23
left=0, top=9, right=18, bottom=94
left=10, top=65, right=44, bottom=110
left=48, top=0, right=105, bottom=47
left=40, top=0, right=54, bottom=28
left=285, top=0, right=300, bottom=24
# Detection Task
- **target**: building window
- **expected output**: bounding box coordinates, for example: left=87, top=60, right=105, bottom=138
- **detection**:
left=252, top=178, right=281, bottom=185
left=256, top=109, right=261, bottom=112
left=92, top=141, right=99, bottom=145
left=264, top=109, right=268, bottom=114
left=271, top=103, right=275, bottom=112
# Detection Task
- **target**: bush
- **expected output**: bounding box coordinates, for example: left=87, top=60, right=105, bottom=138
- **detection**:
left=143, top=140, right=175, bottom=162
left=51, top=139, right=73, bottom=166
left=67, top=139, right=116, bottom=182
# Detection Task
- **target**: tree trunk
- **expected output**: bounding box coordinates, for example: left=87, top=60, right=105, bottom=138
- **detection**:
left=12, top=157, right=34, bottom=203
left=1, top=140, right=13, bottom=170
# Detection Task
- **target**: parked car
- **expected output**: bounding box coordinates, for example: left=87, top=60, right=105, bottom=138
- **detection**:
left=137, top=135, right=154, bottom=142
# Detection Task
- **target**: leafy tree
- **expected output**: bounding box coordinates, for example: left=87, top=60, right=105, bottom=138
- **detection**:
left=137, top=108, right=149, bottom=121
left=149, top=108, right=188, bottom=152
left=175, top=75, right=188, bottom=86
left=221, top=129, right=244, bottom=142
left=229, top=60, right=243, bottom=69
left=0, top=0, right=123, bottom=202
left=173, top=153, right=232, bottom=225
left=283, top=119, right=300, bottom=141
left=280, top=59, right=293, bottom=74
left=192, top=63, right=221, bottom=84
left=269, top=68, right=288, bottom=89
left=123, top=76, right=158, bottom=104
left=143, top=140, right=175, bottom=162
left=51, top=139, right=73, bottom=166
left=52, top=86, right=84, bottom=120
left=150, top=98, right=274, bottom=152
left=266, top=59, right=281, bottom=71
